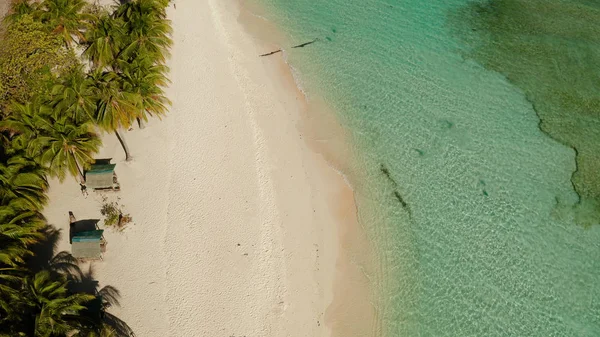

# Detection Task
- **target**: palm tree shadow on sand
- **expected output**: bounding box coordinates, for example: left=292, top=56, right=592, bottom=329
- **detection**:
left=25, top=224, right=135, bottom=336
left=73, top=265, right=136, bottom=337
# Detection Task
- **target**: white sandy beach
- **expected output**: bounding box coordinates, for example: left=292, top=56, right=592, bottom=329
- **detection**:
left=0, top=1, right=9, bottom=20
left=42, top=0, right=374, bottom=336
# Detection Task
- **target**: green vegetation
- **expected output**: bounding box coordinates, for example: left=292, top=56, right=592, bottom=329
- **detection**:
left=0, top=15, right=78, bottom=109
left=451, top=0, right=600, bottom=225
left=0, top=0, right=172, bottom=335
left=100, top=198, right=131, bottom=230
left=2, top=99, right=101, bottom=182
left=1, top=0, right=172, bottom=161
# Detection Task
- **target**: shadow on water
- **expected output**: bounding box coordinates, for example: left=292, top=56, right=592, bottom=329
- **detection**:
left=449, top=0, right=600, bottom=225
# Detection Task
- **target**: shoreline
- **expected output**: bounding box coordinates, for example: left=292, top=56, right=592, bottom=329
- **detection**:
left=41, top=0, right=378, bottom=336
left=0, top=2, right=8, bottom=19
left=234, top=1, right=380, bottom=336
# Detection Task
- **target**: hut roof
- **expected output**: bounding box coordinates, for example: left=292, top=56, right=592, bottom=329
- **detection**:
left=85, top=164, right=116, bottom=189
left=72, top=230, right=104, bottom=242
left=87, top=164, right=116, bottom=175
left=72, top=230, right=104, bottom=259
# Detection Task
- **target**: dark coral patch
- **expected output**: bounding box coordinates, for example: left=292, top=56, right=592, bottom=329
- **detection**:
left=451, top=0, right=600, bottom=223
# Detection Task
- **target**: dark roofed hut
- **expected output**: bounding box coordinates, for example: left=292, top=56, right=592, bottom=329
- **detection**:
left=85, top=163, right=119, bottom=190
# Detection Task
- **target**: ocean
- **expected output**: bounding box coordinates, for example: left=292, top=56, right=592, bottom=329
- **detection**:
left=251, top=0, right=600, bottom=335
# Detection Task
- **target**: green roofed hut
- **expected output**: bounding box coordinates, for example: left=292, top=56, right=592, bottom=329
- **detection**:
left=71, top=230, right=105, bottom=260
left=85, top=161, right=120, bottom=190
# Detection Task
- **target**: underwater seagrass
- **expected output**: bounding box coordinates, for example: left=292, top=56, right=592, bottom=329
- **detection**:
left=452, top=0, right=600, bottom=224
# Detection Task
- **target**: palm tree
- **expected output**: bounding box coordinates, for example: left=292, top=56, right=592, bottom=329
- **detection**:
left=0, top=153, right=49, bottom=212
left=1, top=101, right=100, bottom=182
left=0, top=208, right=45, bottom=267
left=75, top=326, right=117, bottom=337
left=89, top=70, right=140, bottom=161
left=23, top=270, right=95, bottom=337
left=114, top=0, right=170, bottom=27
left=51, top=67, right=98, bottom=124
left=114, top=0, right=173, bottom=64
left=0, top=100, right=51, bottom=152
left=83, top=14, right=125, bottom=69
left=119, top=57, right=171, bottom=127
left=0, top=267, right=28, bottom=335
left=33, top=116, right=101, bottom=183
left=69, top=270, right=134, bottom=337
left=35, top=0, right=95, bottom=47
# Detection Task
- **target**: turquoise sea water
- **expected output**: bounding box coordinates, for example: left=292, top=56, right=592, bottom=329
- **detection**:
left=252, top=0, right=600, bottom=335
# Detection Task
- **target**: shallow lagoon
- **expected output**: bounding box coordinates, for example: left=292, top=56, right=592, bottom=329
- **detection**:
left=255, top=0, right=600, bottom=335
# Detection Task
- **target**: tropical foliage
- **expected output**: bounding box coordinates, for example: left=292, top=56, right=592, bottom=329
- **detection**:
left=0, top=209, right=44, bottom=266
left=51, top=67, right=98, bottom=124
left=0, top=0, right=172, bottom=335
left=86, top=0, right=172, bottom=159
left=2, top=100, right=101, bottom=182
left=34, top=0, right=94, bottom=47
left=0, top=14, right=78, bottom=110
left=82, top=14, right=124, bottom=69
left=0, top=151, right=49, bottom=212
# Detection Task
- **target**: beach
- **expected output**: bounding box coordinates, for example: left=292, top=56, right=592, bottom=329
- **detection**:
left=42, top=0, right=375, bottom=336
left=248, top=0, right=600, bottom=335
left=0, top=1, right=9, bottom=21
left=5, top=0, right=599, bottom=335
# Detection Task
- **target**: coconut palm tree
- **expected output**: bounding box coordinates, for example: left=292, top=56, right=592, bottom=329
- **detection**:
left=0, top=208, right=45, bottom=267
left=0, top=100, right=51, bottom=152
left=23, top=270, right=95, bottom=336
left=70, top=285, right=134, bottom=337
left=89, top=69, right=140, bottom=161
left=0, top=266, right=28, bottom=335
left=83, top=14, right=125, bottom=69
left=114, top=0, right=172, bottom=64
left=1, top=101, right=100, bottom=182
left=51, top=67, right=98, bottom=124
left=0, top=153, right=49, bottom=212
left=32, top=116, right=101, bottom=183
left=114, top=0, right=170, bottom=27
left=75, top=326, right=117, bottom=337
left=119, top=57, right=170, bottom=127
left=35, top=0, right=95, bottom=47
